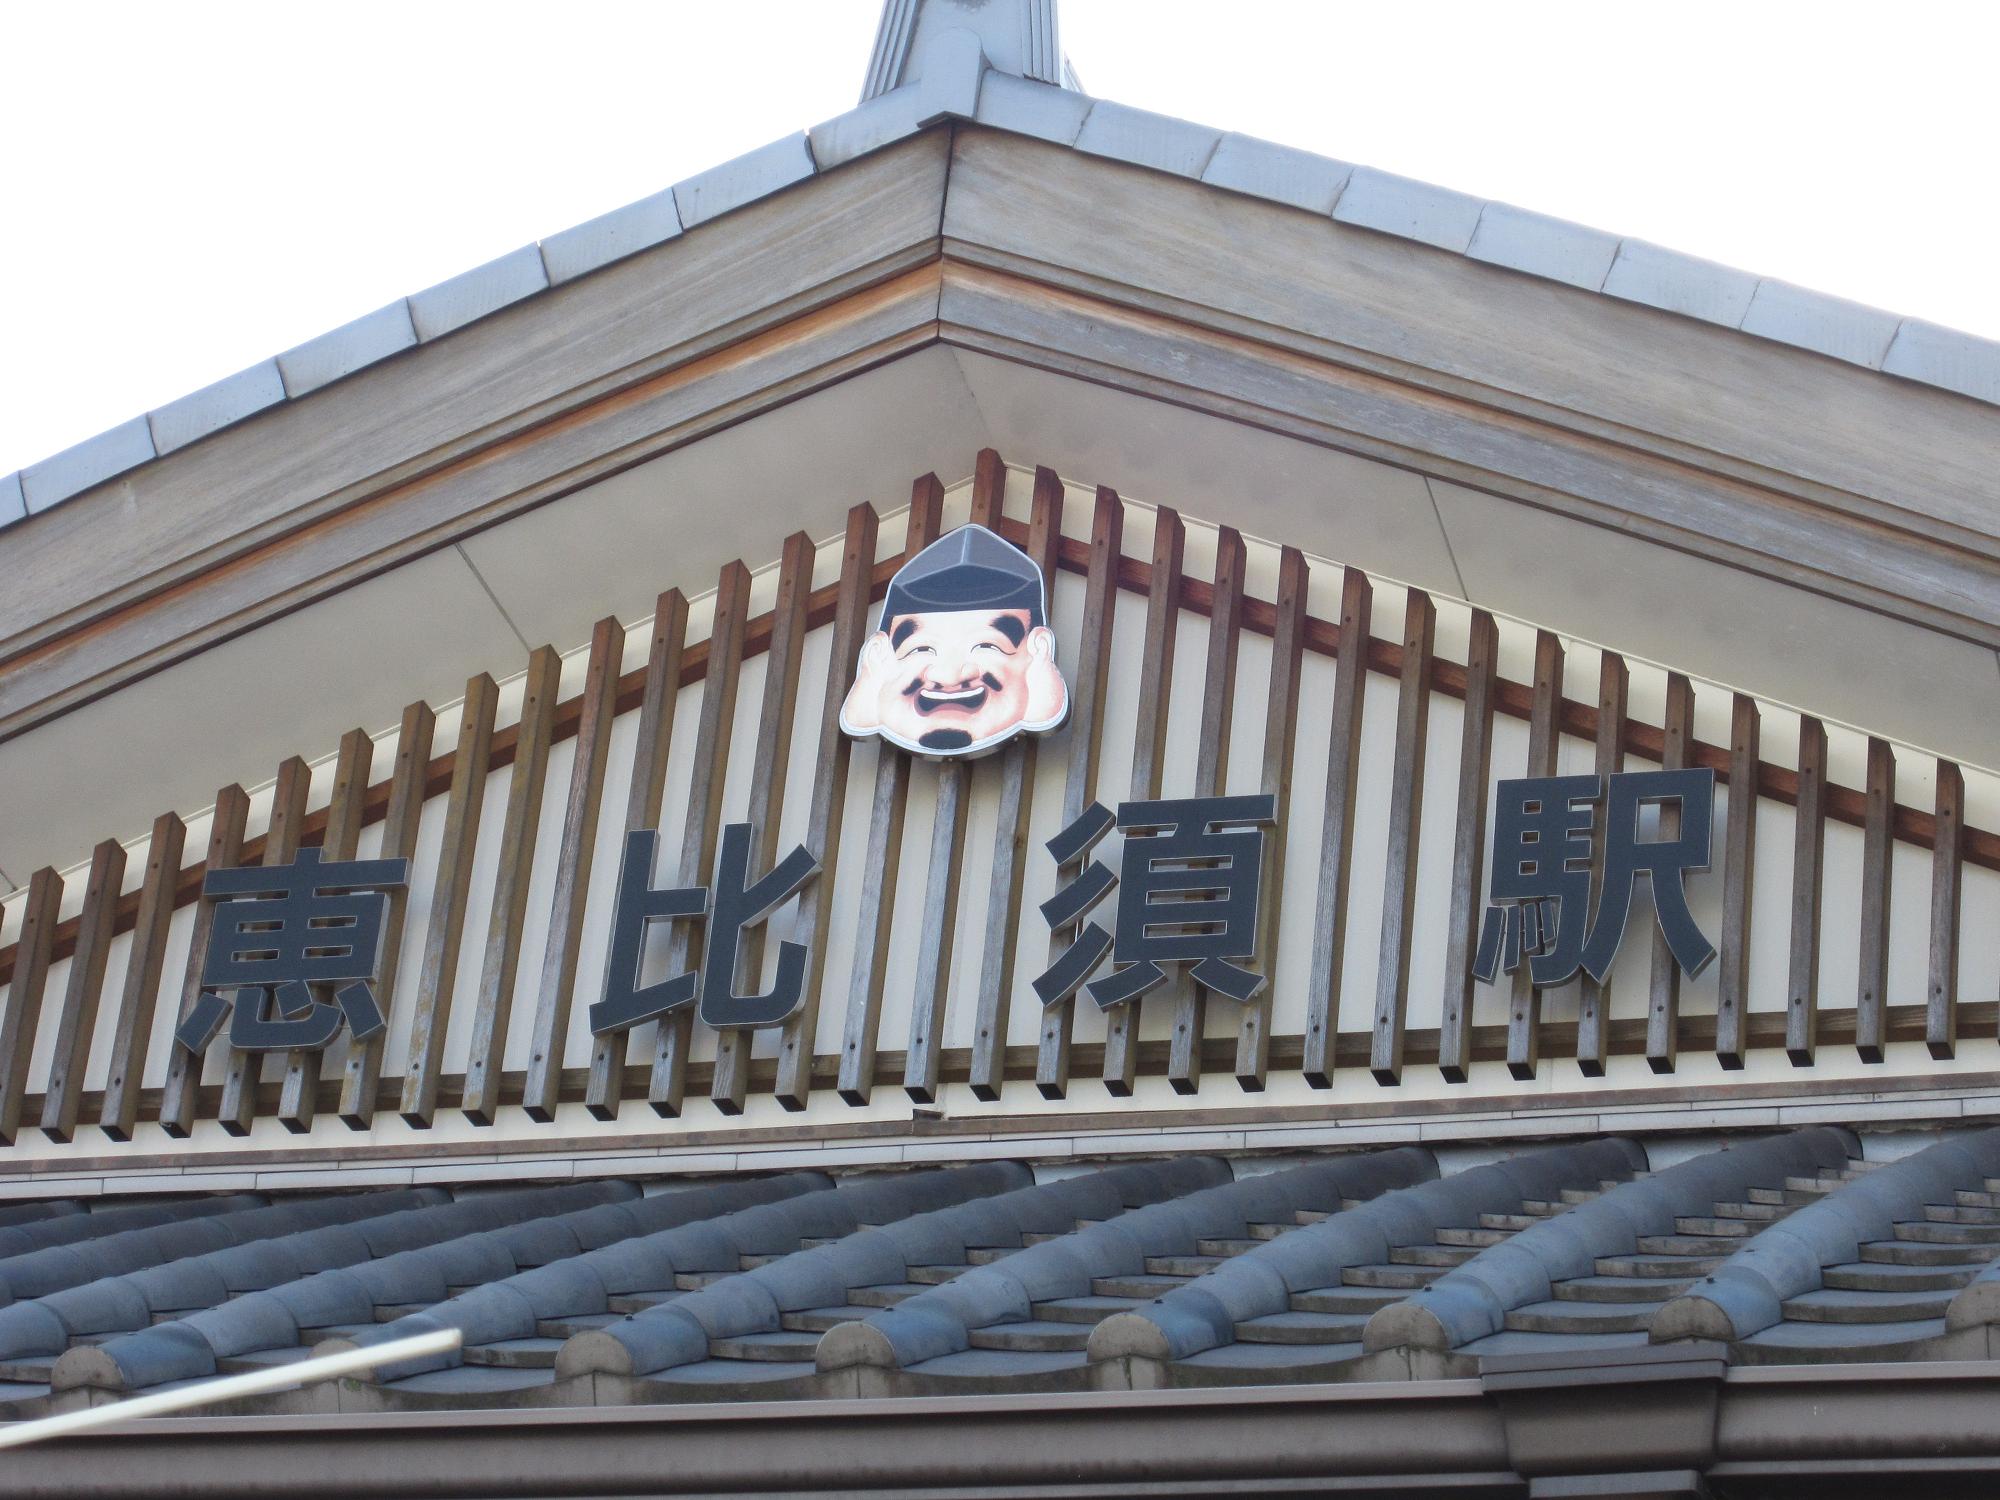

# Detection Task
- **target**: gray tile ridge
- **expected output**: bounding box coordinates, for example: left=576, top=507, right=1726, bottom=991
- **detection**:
left=7, top=60, right=1994, bottom=537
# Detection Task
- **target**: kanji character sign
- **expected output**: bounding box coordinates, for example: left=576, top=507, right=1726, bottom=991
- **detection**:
left=1472, top=768, right=1716, bottom=986
left=175, top=846, right=408, bottom=1055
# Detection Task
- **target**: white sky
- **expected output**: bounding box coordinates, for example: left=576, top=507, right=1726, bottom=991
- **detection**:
left=3, top=0, right=1996, bottom=476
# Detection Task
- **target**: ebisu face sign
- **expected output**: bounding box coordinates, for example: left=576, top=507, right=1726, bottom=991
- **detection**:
left=172, top=526, right=1724, bottom=1060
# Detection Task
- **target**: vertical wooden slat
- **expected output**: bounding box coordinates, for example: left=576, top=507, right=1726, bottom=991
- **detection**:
left=522, top=617, right=625, bottom=1123
left=587, top=593, right=687, bottom=1119
left=160, top=786, right=249, bottom=1137
left=905, top=455, right=1015, bottom=1105
left=1040, top=494, right=1136, bottom=1104
left=1575, top=652, right=1628, bottom=1077
left=836, top=482, right=944, bottom=1106
left=652, top=561, right=757, bottom=1116
left=462, top=649, right=562, bottom=1126
left=278, top=728, right=372, bottom=1133
left=1087, top=500, right=1163, bottom=1097
left=713, top=533, right=814, bottom=1114
left=970, top=469, right=1064, bottom=1101
left=219, top=757, right=310, bottom=1136
left=1646, top=674, right=1695, bottom=1073
left=1235, top=546, right=1307, bottom=1092
left=0, top=869, right=62, bottom=1145
left=338, top=701, right=436, bottom=1129
left=1855, top=736, right=1895, bottom=1064
left=398, top=677, right=498, bottom=1128
left=1167, top=526, right=1248, bottom=1096
left=1437, top=610, right=1497, bottom=1084
left=1929, top=760, right=1964, bottom=1061
left=776, top=506, right=879, bottom=1113
left=1303, top=568, right=1373, bottom=1089
left=40, top=839, right=126, bottom=1144
left=1714, top=694, right=1760, bottom=1070
left=97, top=812, right=187, bottom=1141
left=1784, top=716, right=1828, bottom=1066
left=1369, top=588, right=1434, bottom=1086
left=1506, top=631, right=1564, bottom=1081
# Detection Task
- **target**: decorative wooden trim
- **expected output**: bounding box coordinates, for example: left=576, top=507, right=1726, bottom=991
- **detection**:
left=1785, top=715, right=1828, bottom=1067
left=1646, top=674, right=1694, bottom=1074
left=1437, top=609, right=1497, bottom=1085
left=1715, top=693, right=1760, bottom=1071
left=1167, top=526, right=1248, bottom=1096
left=1303, top=566, right=1372, bottom=1090
left=1507, top=631, right=1564, bottom=1081
left=39, top=839, right=125, bottom=1145
left=1236, top=545, right=1306, bottom=1092
left=1104, top=512, right=1176, bottom=1096
left=713, top=533, right=814, bottom=1115
left=524, top=617, right=624, bottom=1123
left=837, top=483, right=942, bottom=1107
left=654, top=561, right=756, bottom=1118
left=159, top=787, right=248, bottom=1138
left=97, top=812, right=185, bottom=1143
left=1032, top=488, right=1128, bottom=1096
left=969, top=467, right=1063, bottom=1100
left=337, top=700, right=435, bottom=1130
left=462, top=648, right=561, bottom=1127
left=1855, top=736, right=1896, bottom=1065
left=1370, top=587, right=1434, bottom=1086
left=1576, top=651, right=1627, bottom=1077
left=1928, top=760, right=1964, bottom=1062
left=776, top=506, right=879, bottom=1113
left=277, top=728, right=371, bottom=1134
left=587, top=593, right=688, bottom=1120
left=0, top=869, right=61, bottom=1146
left=218, top=756, right=309, bottom=1136
left=398, top=676, right=497, bottom=1129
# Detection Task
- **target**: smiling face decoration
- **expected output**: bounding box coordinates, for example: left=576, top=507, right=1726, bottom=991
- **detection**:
left=839, top=524, right=1069, bottom=759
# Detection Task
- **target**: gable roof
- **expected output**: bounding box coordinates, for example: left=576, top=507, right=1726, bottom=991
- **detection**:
left=5, top=2, right=1997, bottom=531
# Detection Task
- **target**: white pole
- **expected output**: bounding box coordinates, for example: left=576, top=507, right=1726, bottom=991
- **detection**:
left=0, top=1326, right=462, bottom=1451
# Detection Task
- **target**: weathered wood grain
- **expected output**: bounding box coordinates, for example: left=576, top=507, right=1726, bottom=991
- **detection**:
left=398, top=676, right=498, bottom=1128
left=970, top=466, right=1063, bottom=1100
left=1784, top=716, right=1829, bottom=1067
left=1370, top=588, right=1434, bottom=1086
left=521, top=617, right=624, bottom=1123
left=905, top=757, right=971, bottom=1105
left=1096, top=512, right=1184, bottom=1096
left=1855, top=737, right=1895, bottom=1064
left=39, top=839, right=126, bottom=1144
left=1575, top=652, right=1627, bottom=1076
left=1928, top=760, right=1963, bottom=1061
left=159, top=786, right=249, bottom=1137
left=0, top=869, right=62, bottom=1145
left=713, top=533, right=813, bottom=1114
left=219, top=756, right=310, bottom=1136
left=337, top=701, right=435, bottom=1128
left=277, top=728, right=372, bottom=1134
left=652, top=561, right=756, bottom=1118
left=1437, top=609, right=1497, bottom=1084
left=1303, top=567, right=1373, bottom=1089
left=587, top=593, right=687, bottom=1119
left=462, top=648, right=561, bottom=1126
left=1507, top=631, right=1565, bottom=1081
left=1085, top=497, right=1157, bottom=1097
left=1646, top=675, right=1695, bottom=1074
left=837, top=482, right=944, bottom=1106
left=776, top=505, right=879, bottom=1113
left=97, top=812, right=187, bottom=1142
left=1714, top=694, right=1760, bottom=1071
left=1235, top=546, right=1307, bottom=1092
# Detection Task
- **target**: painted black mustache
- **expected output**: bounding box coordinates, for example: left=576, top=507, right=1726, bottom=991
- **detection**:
left=904, top=671, right=1004, bottom=714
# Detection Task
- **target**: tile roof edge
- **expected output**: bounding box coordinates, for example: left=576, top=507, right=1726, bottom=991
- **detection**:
left=6, top=72, right=1992, bottom=535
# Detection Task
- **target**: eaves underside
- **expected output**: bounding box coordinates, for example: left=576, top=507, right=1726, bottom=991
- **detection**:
left=0, top=125, right=1995, bottom=750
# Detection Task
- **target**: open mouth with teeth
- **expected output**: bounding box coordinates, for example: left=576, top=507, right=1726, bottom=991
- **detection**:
left=914, top=684, right=990, bottom=715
